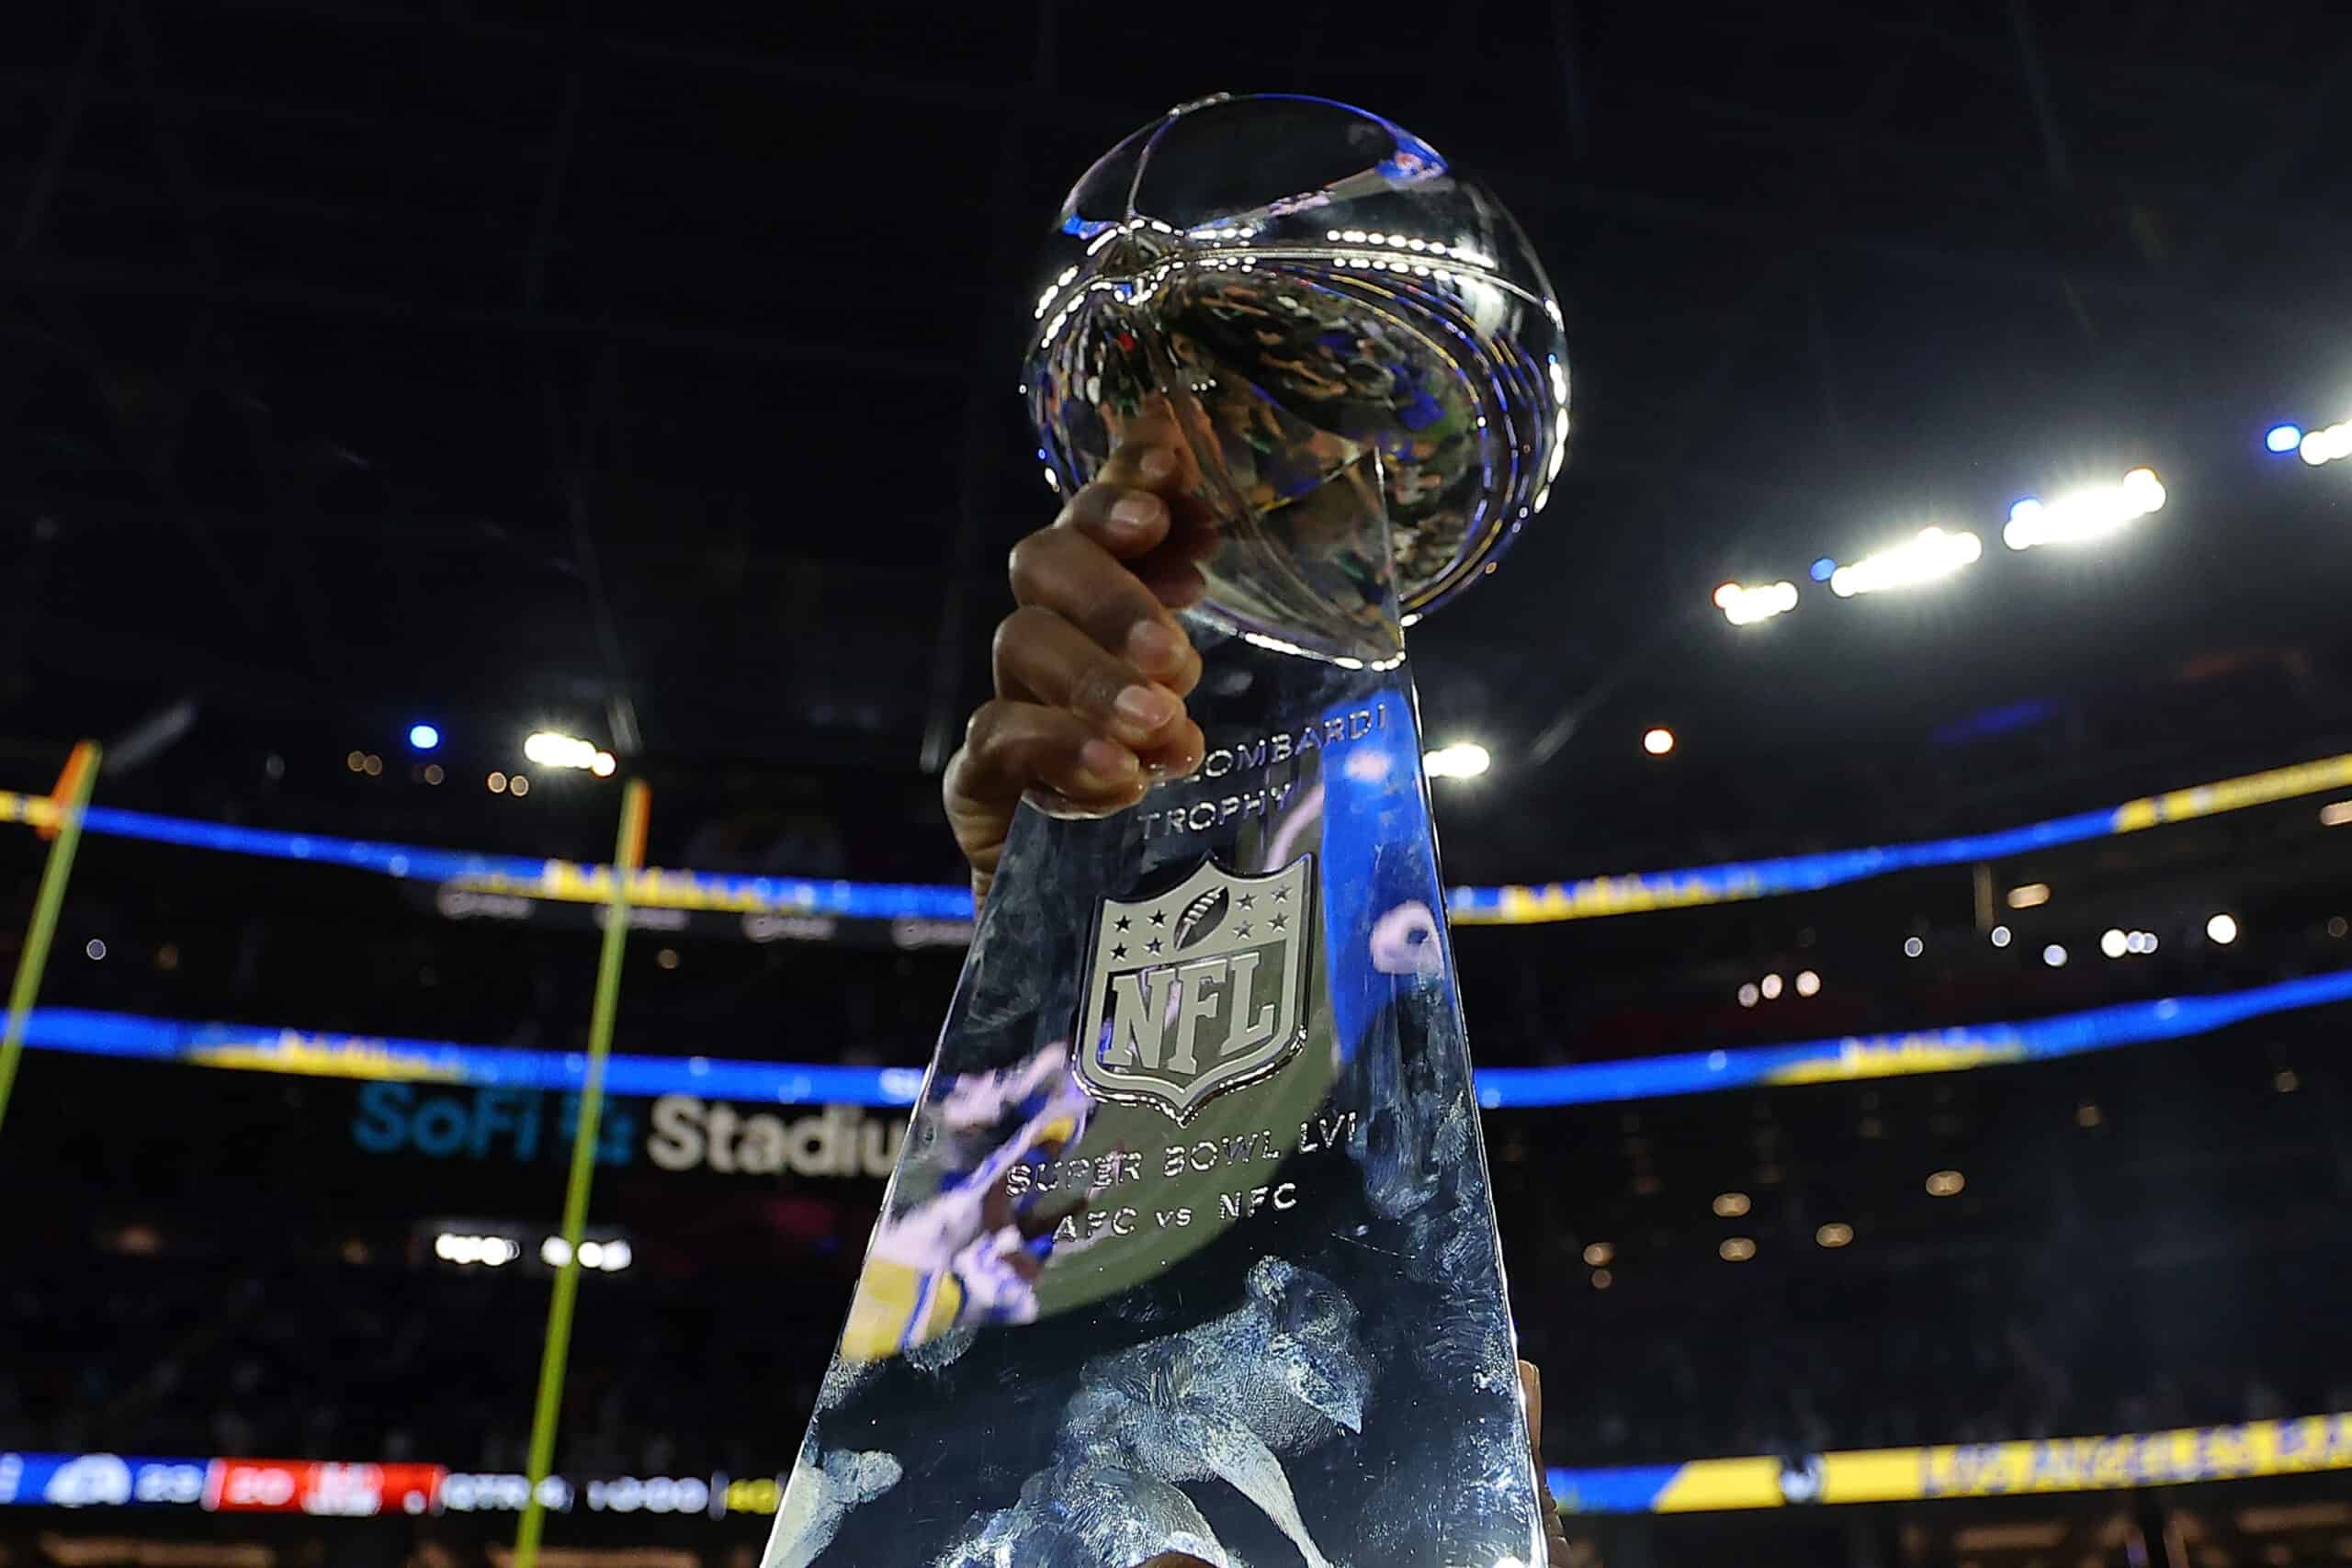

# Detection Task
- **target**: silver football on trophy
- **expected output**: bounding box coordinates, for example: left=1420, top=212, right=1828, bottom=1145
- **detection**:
left=1023, top=93, right=1569, bottom=650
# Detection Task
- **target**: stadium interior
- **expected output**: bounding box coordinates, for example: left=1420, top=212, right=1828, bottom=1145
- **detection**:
left=5, top=2, right=2352, bottom=1566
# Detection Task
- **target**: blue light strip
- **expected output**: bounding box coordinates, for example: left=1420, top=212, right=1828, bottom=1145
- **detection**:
left=15, top=967, right=2352, bottom=1110
left=71, top=804, right=975, bottom=919
left=1442, top=804, right=2121, bottom=922
left=1448, top=752, right=2352, bottom=924
left=1472, top=966, right=2352, bottom=1106
left=10, top=748, right=2346, bottom=930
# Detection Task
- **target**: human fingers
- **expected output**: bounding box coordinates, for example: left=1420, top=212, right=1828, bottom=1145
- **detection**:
left=1521, top=1360, right=1575, bottom=1564
left=1009, top=525, right=1202, bottom=696
left=944, top=699, right=1148, bottom=899
left=992, top=604, right=1193, bottom=757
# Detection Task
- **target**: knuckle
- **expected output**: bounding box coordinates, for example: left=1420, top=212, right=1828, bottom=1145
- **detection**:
left=1005, top=529, right=1061, bottom=592
left=962, top=698, right=1015, bottom=751
left=990, top=604, right=1050, bottom=671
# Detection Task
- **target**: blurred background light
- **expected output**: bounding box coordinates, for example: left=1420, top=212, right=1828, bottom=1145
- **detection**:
left=1990, top=924, right=2013, bottom=947
left=2266, top=423, right=2304, bottom=454
left=2042, top=942, right=2069, bottom=967
left=1759, top=973, right=1783, bottom=1000
left=524, top=731, right=605, bottom=771
left=1713, top=1191, right=1751, bottom=1217
left=1582, top=1242, right=1613, bottom=1267
left=2320, top=799, right=2352, bottom=827
left=2001, top=468, right=2165, bottom=551
left=1815, top=1223, right=1853, bottom=1248
left=1808, top=556, right=1837, bottom=582
left=1828, top=526, right=1981, bottom=598
left=2100, top=928, right=2129, bottom=959
left=1925, top=1169, right=1966, bottom=1197
left=1719, top=1236, right=1757, bottom=1261
left=2007, top=883, right=2052, bottom=909
left=2207, top=912, right=2239, bottom=944
left=2299, top=420, right=2352, bottom=467
left=1642, top=727, right=1676, bottom=756
left=1794, top=969, right=1820, bottom=997
left=407, top=722, right=440, bottom=751
left=1713, top=580, right=1800, bottom=626
left=1424, top=741, right=1492, bottom=779
left=1902, top=935, right=1924, bottom=958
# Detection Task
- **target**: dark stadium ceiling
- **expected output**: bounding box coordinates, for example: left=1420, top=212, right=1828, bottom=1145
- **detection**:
left=6, top=0, right=2351, bottom=875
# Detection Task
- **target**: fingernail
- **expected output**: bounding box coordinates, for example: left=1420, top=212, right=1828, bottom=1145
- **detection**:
left=1078, top=739, right=1136, bottom=786
left=1138, top=446, right=1177, bottom=480
left=1114, top=684, right=1181, bottom=731
left=1127, top=620, right=1187, bottom=669
left=1110, top=493, right=1161, bottom=531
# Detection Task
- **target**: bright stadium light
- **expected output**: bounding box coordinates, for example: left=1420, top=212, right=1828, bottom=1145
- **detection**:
left=435, top=1232, right=519, bottom=1268
left=1424, top=741, right=1491, bottom=779
left=1828, top=526, right=1982, bottom=598
left=524, top=731, right=604, bottom=771
left=2267, top=423, right=2304, bottom=454
left=1713, top=580, right=1799, bottom=626
left=2300, top=420, right=2352, bottom=467
left=2002, top=468, right=2165, bottom=551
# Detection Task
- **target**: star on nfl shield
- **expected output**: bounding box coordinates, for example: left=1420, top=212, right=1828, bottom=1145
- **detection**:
left=1072, top=854, right=1315, bottom=1123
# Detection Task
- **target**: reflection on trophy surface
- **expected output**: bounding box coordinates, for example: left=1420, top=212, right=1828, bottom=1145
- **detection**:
left=769, top=92, right=1569, bottom=1568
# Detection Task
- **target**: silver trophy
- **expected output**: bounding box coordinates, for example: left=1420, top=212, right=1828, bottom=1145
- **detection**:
left=770, top=93, right=1569, bottom=1568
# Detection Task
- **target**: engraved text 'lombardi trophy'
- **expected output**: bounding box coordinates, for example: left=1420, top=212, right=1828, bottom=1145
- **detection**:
left=771, top=93, right=1570, bottom=1568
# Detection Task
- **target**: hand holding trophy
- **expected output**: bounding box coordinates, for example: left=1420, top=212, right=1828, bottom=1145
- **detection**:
left=770, top=93, right=1570, bottom=1568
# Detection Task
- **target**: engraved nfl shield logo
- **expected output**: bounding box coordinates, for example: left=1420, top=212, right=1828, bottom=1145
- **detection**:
left=1072, top=853, right=1315, bottom=1123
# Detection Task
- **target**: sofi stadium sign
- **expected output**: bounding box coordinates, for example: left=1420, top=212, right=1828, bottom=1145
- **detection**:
left=0, top=1455, right=788, bottom=1517
left=350, top=1086, right=903, bottom=1179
